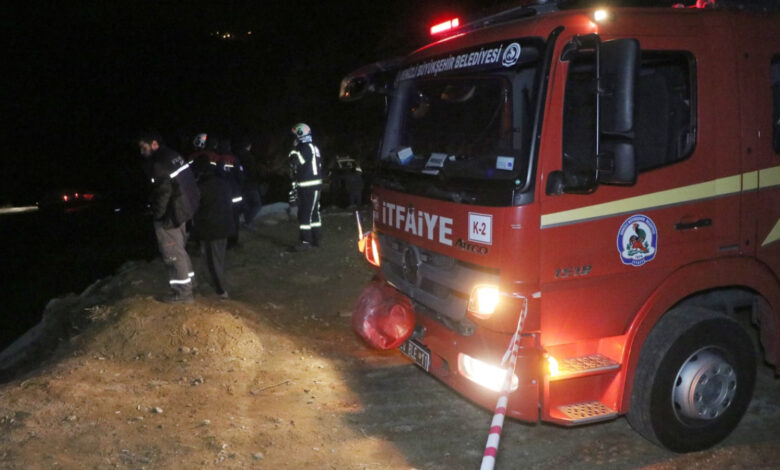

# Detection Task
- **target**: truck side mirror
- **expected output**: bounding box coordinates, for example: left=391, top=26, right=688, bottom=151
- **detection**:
left=599, top=39, right=639, bottom=135
left=546, top=170, right=565, bottom=196
left=597, top=39, right=638, bottom=185
left=339, top=57, right=403, bottom=102
left=339, top=76, right=369, bottom=102
left=597, top=141, right=636, bottom=185
left=552, top=35, right=639, bottom=195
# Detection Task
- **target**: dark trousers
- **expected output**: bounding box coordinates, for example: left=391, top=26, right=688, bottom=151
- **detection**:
left=242, top=187, right=262, bottom=225
left=297, top=186, right=321, bottom=246
left=228, top=202, right=241, bottom=247
left=347, top=189, right=362, bottom=207
left=153, top=222, right=194, bottom=296
left=200, top=239, right=227, bottom=294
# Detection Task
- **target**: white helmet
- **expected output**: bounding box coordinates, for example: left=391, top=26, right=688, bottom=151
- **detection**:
left=192, top=133, right=208, bottom=150
left=291, top=123, right=312, bottom=142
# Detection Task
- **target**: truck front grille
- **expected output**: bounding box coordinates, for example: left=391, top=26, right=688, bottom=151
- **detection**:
left=378, top=233, right=499, bottom=330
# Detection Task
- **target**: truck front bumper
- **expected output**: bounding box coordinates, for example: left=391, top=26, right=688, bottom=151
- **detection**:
left=408, top=308, right=542, bottom=422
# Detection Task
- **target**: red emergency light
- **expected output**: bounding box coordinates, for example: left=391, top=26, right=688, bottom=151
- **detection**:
left=430, top=17, right=460, bottom=36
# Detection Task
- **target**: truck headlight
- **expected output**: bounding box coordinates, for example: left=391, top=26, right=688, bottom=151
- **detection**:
left=468, top=284, right=500, bottom=318
left=458, top=353, right=518, bottom=392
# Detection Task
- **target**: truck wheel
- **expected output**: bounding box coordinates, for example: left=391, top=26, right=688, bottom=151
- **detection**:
left=627, top=307, right=756, bottom=452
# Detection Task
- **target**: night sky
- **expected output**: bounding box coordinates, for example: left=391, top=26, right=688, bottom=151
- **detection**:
left=2, top=1, right=491, bottom=206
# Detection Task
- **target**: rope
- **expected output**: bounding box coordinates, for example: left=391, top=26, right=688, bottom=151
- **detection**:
left=480, top=298, right=528, bottom=470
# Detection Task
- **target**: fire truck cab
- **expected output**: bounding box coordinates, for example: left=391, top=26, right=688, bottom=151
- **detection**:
left=342, top=1, right=780, bottom=452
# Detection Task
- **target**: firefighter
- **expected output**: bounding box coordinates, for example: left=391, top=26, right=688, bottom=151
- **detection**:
left=288, top=122, right=323, bottom=251
left=186, top=133, right=221, bottom=168
left=191, top=132, right=207, bottom=155
left=137, top=130, right=200, bottom=303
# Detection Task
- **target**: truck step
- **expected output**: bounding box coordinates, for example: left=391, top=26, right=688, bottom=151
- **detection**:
left=557, top=401, right=618, bottom=424
left=555, top=353, right=619, bottom=379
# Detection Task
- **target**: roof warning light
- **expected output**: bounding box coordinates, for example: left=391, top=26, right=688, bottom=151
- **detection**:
left=430, top=17, right=460, bottom=36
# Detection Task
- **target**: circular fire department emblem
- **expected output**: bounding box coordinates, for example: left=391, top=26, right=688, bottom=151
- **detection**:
left=502, top=42, right=522, bottom=67
left=617, top=214, right=658, bottom=267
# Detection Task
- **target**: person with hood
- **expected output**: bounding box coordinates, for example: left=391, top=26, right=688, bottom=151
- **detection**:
left=137, top=130, right=200, bottom=303
left=288, top=122, right=323, bottom=251
left=191, top=154, right=234, bottom=298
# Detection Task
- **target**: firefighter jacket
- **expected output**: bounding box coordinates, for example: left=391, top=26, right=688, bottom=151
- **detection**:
left=186, top=149, right=221, bottom=167
left=289, top=141, right=322, bottom=189
left=145, top=145, right=200, bottom=229
left=220, top=152, right=245, bottom=201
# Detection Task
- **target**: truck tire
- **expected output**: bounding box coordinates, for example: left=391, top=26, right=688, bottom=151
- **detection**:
left=627, top=307, right=756, bottom=452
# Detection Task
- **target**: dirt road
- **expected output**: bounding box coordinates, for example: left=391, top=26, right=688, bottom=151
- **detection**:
left=0, top=209, right=777, bottom=469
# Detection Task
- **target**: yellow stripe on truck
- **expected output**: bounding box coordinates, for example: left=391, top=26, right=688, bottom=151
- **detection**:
left=541, top=166, right=779, bottom=229
left=762, top=219, right=780, bottom=247
left=760, top=165, right=780, bottom=189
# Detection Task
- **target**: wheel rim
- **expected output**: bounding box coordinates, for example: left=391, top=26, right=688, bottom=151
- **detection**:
left=672, top=347, right=737, bottom=421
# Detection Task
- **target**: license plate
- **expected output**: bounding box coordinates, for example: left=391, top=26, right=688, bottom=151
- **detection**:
left=399, top=339, right=431, bottom=372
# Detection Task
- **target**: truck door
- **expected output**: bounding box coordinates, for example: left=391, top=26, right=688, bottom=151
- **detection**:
left=537, top=33, right=742, bottom=344
left=735, top=31, right=780, bottom=267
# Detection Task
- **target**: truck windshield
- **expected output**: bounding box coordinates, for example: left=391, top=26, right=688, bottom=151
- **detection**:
left=378, top=39, right=543, bottom=205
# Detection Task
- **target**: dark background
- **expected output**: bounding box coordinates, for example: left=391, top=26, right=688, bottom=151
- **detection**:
left=1, top=0, right=495, bottom=207
left=0, top=0, right=770, bottom=205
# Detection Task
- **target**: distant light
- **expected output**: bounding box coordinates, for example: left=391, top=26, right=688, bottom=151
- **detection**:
left=0, top=205, right=39, bottom=215
left=430, top=17, right=460, bottom=36
left=247, top=31, right=252, bottom=35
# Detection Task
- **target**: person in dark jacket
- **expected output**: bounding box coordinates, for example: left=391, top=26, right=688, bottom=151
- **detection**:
left=191, top=155, right=234, bottom=298
left=236, top=136, right=262, bottom=229
left=288, top=122, right=323, bottom=251
left=138, top=130, right=200, bottom=303
left=218, top=138, right=245, bottom=248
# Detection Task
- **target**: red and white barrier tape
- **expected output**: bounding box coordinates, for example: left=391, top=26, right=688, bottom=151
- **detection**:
left=480, top=299, right=527, bottom=470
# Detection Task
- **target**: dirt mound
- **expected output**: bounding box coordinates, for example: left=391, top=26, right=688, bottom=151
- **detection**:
left=80, top=297, right=265, bottom=367
left=0, top=214, right=382, bottom=469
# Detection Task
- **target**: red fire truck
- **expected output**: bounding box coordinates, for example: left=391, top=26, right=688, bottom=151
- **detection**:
left=341, top=1, right=779, bottom=452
